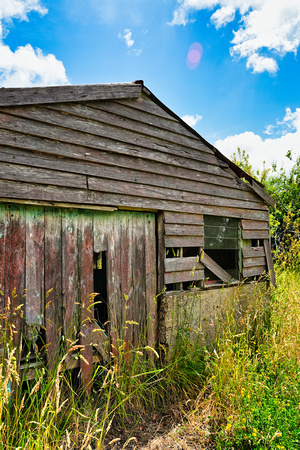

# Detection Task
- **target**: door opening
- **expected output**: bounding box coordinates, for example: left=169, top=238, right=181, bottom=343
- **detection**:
left=93, top=252, right=108, bottom=330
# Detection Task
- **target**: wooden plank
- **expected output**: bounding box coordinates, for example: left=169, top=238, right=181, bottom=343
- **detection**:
left=0, top=83, right=142, bottom=106
left=47, top=102, right=212, bottom=154
left=4, top=204, right=26, bottom=346
left=0, top=129, right=235, bottom=182
left=264, top=239, right=276, bottom=287
left=200, top=251, right=232, bottom=283
left=242, top=266, right=266, bottom=278
left=251, top=180, right=275, bottom=208
left=242, top=247, right=265, bottom=258
left=0, top=107, right=219, bottom=167
left=0, top=147, right=260, bottom=203
left=242, top=256, right=266, bottom=268
left=62, top=209, right=79, bottom=344
left=44, top=207, right=63, bottom=369
left=89, top=176, right=266, bottom=210
left=132, top=213, right=146, bottom=348
left=144, top=212, right=157, bottom=351
left=25, top=206, right=44, bottom=341
left=241, top=219, right=269, bottom=230
left=120, top=211, right=134, bottom=346
left=106, top=212, right=122, bottom=353
left=0, top=162, right=87, bottom=189
left=165, top=256, right=204, bottom=272
left=242, top=230, right=270, bottom=240
left=85, top=99, right=208, bottom=146
left=164, top=224, right=204, bottom=236
left=0, top=203, right=6, bottom=316
left=93, top=212, right=113, bottom=252
left=164, top=211, right=203, bottom=225
left=156, top=212, right=165, bottom=295
left=117, top=96, right=179, bottom=121
left=165, top=236, right=204, bottom=248
left=165, top=269, right=204, bottom=284
left=0, top=179, right=270, bottom=219
left=78, top=211, right=94, bottom=390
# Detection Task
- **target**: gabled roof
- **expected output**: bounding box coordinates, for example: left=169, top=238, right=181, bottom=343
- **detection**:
left=0, top=80, right=274, bottom=207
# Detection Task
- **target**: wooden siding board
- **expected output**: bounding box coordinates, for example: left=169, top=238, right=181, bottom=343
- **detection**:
left=78, top=211, right=94, bottom=389
left=144, top=212, right=157, bottom=351
left=242, top=230, right=270, bottom=239
left=0, top=83, right=142, bottom=107
left=165, top=236, right=204, bottom=248
left=156, top=212, right=165, bottom=296
left=0, top=203, right=6, bottom=316
left=0, top=130, right=236, bottom=183
left=165, top=256, right=204, bottom=272
left=164, top=212, right=204, bottom=225
left=25, top=206, right=44, bottom=341
left=164, top=224, right=204, bottom=236
left=4, top=204, right=26, bottom=345
left=165, top=269, right=204, bottom=284
left=62, top=209, right=79, bottom=344
left=85, top=100, right=209, bottom=146
left=0, top=147, right=260, bottom=203
left=0, top=162, right=87, bottom=189
left=44, top=207, right=62, bottom=369
left=243, top=266, right=267, bottom=277
left=242, top=256, right=266, bottom=268
left=242, top=247, right=265, bottom=258
left=0, top=107, right=219, bottom=166
left=0, top=178, right=270, bottom=220
left=241, top=219, right=269, bottom=230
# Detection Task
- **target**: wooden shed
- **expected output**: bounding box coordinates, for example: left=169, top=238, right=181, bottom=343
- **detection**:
left=0, top=81, right=275, bottom=381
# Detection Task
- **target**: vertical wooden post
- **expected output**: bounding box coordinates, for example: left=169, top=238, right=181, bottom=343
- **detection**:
left=145, top=212, right=157, bottom=353
left=45, top=207, right=63, bottom=371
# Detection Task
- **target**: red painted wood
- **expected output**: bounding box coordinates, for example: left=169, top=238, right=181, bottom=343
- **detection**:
left=78, top=211, right=94, bottom=391
left=4, top=204, right=26, bottom=346
left=44, top=207, right=63, bottom=370
left=25, top=206, right=44, bottom=341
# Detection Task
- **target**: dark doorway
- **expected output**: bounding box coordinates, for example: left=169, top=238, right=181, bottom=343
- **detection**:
left=93, top=252, right=108, bottom=330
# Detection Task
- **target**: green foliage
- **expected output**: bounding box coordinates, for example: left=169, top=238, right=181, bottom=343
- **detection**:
left=231, top=147, right=270, bottom=184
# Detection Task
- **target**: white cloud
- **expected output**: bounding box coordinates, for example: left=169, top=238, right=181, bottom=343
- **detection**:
left=0, top=0, right=69, bottom=87
left=214, top=107, right=300, bottom=173
left=181, top=113, right=203, bottom=127
left=170, top=0, right=300, bottom=74
left=119, top=29, right=134, bottom=47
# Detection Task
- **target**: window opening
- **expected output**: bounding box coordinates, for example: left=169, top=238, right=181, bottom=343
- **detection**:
left=203, top=216, right=241, bottom=284
left=165, top=246, right=202, bottom=292
left=93, top=252, right=108, bottom=331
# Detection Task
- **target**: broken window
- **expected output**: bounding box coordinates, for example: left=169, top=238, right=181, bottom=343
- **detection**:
left=165, top=246, right=203, bottom=292
left=203, top=216, right=241, bottom=285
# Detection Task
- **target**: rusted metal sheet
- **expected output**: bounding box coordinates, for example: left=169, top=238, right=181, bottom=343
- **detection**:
left=25, top=206, right=44, bottom=341
left=44, top=207, right=63, bottom=369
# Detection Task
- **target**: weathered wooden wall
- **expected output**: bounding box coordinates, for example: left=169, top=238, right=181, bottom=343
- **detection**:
left=0, top=204, right=157, bottom=375
left=0, top=86, right=273, bottom=288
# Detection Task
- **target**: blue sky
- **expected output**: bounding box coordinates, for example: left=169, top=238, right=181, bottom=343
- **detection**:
left=1, top=0, right=300, bottom=173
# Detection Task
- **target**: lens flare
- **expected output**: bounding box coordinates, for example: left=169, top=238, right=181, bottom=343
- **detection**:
left=186, top=43, right=203, bottom=70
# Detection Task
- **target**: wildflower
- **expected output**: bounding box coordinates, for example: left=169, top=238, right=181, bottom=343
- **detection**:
left=226, top=423, right=232, bottom=432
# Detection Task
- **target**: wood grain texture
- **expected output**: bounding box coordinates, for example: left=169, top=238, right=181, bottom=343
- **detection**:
left=164, top=212, right=204, bottom=225
left=4, top=204, right=26, bottom=345
left=242, top=266, right=267, bottom=278
left=165, top=236, right=204, bottom=248
left=165, top=269, right=204, bottom=284
left=242, top=247, right=265, bottom=258
left=25, top=206, right=44, bottom=341
left=0, top=203, right=6, bottom=316
left=165, top=256, right=204, bottom=272
left=156, top=212, right=165, bottom=296
left=241, top=220, right=269, bottom=230
left=264, top=239, right=276, bottom=287
left=165, top=224, right=204, bottom=236
left=144, top=212, right=157, bottom=352
left=0, top=83, right=141, bottom=106
left=44, top=207, right=62, bottom=369
left=242, top=230, right=270, bottom=240
left=78, top=211, right=94, bottom=390
left=201, top=251, right=232, bottom=283
left=242, top=256, right=266, bottom=268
